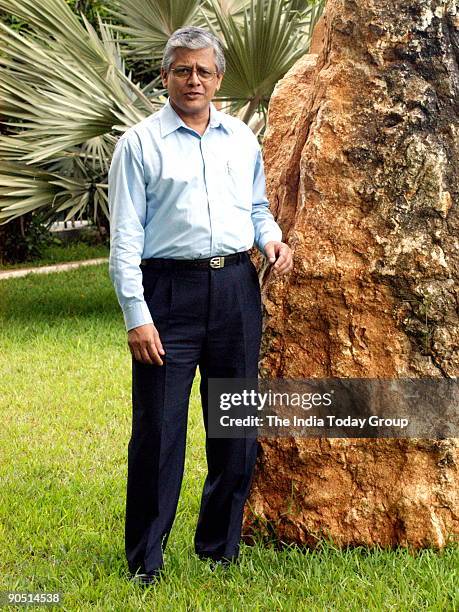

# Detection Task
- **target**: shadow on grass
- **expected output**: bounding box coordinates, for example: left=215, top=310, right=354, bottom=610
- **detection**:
left=0, top=265, right=121, bottom=326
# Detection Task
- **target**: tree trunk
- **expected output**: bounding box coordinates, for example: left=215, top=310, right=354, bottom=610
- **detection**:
left=244, top=0, right=459, bottom=548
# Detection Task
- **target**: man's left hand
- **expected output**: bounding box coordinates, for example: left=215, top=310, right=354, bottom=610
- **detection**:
left=264, top=241, right=293, bottom=275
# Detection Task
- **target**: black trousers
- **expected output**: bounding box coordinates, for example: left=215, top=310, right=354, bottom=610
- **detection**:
left=125, top=252, right=262, bottom=574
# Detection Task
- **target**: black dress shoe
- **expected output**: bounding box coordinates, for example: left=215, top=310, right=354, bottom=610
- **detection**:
left=130, top=569, right=162, bottom=585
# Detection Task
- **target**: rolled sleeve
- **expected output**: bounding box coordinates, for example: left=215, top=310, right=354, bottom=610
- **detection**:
left=108, top=134, right=153, bottom=331
left=251, top=147, right=282, bottom=253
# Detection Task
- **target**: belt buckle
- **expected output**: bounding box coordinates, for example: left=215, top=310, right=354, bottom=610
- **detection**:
left=210, top=256, right=224, bottom=269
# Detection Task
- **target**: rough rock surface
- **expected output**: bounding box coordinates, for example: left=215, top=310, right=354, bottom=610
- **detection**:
left=244, top=0, right=459, bottom=548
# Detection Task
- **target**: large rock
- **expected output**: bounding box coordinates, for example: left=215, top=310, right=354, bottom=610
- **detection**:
left=244, top=0, right=459, bottom=548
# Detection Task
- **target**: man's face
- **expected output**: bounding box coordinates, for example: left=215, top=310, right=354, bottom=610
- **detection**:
left=161, top=47, right=223, bottom=119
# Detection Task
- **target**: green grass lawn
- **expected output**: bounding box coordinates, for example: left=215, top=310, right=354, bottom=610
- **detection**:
left=0, top=264, right=457, bottom=611
left=0, top=241, right=109, bottom=271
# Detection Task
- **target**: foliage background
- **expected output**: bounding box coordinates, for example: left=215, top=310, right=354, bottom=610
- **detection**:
left=0, top=0, right=324, bottom=236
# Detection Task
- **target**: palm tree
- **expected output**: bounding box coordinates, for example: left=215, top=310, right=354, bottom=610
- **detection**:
left=0, top=0, right=324, bottom=224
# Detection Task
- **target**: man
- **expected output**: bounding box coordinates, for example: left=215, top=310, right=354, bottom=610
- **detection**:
left=108, top=26, right=293, bottom=585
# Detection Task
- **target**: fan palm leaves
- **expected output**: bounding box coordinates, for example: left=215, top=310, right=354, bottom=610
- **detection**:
left=0, top=0, right=324, bottom=223
left=0, top=160, right=108, bottom=222
left=0, top=1, right=159, bottom=162
left=202, top=0, right=251, bottom=15
left=0, top=0, right=164, bottom=221
left=207, top=0, right=308, bottom=122
left=0, top=0, right=121, bottom=69
left=108, top=0, right=202, bottom=60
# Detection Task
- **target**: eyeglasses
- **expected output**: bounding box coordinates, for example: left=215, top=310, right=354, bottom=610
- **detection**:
left=169, top=66, right=218, bottom=81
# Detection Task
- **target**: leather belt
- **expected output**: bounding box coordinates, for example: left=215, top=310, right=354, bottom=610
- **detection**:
left=140, top=251, right=249, bottom=270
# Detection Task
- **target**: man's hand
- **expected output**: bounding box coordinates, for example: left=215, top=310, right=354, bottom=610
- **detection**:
left=263, top=241, right=293, bottom=275
left=127, top=323, right=165, bottom=365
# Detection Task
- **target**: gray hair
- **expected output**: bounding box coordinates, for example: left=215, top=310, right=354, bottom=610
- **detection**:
left=161, top=26, right=226, bottom=74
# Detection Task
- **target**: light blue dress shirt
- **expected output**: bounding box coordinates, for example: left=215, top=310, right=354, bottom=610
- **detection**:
left=108, top=98, right=282, bottom=331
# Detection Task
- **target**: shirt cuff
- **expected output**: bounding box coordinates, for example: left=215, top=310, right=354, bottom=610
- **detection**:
left=122, top=300, right=153, bottom=331
left=257, top=228, right=283, bottom=254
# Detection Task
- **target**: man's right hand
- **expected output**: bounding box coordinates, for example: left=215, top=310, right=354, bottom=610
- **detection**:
left=127, top=323, right=165, bottom=365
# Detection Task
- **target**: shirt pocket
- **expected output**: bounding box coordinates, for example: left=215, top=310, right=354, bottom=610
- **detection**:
left=223, top=157, right=253, bottom=210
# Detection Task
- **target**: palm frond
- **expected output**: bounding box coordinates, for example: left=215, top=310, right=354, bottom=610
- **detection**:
left=0, top=0, right=325, bottom=224
left=294, top=0, right=325, bottom=45
left=206, top=0, right=309, bottom=122
left=0, top=162, right=89, bottom=222
left=200, top=0, right=251, bottom=21
left=0, top=0, right=164, bottom=222
left=80, top=134, right=118, bottom=175
left=108, top=0, right=201, bottom=60
left=0, top=0, right=111, bottom=67
left=0, top=1, right=161, bottom=164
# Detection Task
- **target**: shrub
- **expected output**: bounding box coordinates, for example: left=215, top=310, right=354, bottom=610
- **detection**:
left=0, top=214, right=55, bottom=265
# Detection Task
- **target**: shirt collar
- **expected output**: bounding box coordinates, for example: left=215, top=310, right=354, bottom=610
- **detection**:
left=159, top=98, right=233, bottom=137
